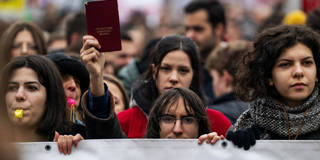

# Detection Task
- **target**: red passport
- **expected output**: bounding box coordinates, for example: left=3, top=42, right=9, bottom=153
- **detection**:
left=85, top=0, right=122, bottom=52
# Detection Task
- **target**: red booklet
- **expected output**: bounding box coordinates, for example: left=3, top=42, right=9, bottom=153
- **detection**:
left=85, top=0, right=122, bottom=52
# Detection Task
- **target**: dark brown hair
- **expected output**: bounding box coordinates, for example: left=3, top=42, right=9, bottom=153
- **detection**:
left=306, top=7, right=320, bottom=34
left=0, top=21, right=47, bottom=68
left=135, top=34, right=204, bottom=100
left=0, top=55, right=70, bottom=140
left=235, top=25, right=320, bottom=101
left=146, top=87, right=210, bottom=138
left=184, top=0, right=226, bottom=30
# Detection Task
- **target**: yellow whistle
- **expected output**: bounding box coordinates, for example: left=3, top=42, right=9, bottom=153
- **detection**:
left=14, top=109, right=23, bottom=119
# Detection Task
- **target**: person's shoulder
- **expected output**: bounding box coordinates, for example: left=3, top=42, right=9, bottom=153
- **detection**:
left=206, top=108, right=225, bottom=116
left=117, top=106, right=147, bottom=127
left=206, top=108, right=232, bottom=136
left=209, top=101, right=248, bottom=112
left=117, top=106, right=144, bottom=118
left=206, top=108, right=232, bottom=125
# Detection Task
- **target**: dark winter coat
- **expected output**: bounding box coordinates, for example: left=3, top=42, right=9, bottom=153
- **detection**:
left=208, top=92, right=248, bottom=124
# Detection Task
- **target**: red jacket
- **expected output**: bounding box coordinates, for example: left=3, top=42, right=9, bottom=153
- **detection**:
left=117, top=106, right=231, bottom=138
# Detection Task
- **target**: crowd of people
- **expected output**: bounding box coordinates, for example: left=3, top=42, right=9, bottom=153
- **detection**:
left=1, top=0, right=320, bottom=157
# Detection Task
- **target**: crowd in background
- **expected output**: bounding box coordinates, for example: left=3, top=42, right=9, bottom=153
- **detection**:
left=1, top=0, right=320, bottom=159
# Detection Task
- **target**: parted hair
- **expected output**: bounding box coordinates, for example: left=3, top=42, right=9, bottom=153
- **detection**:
left=235, top=25, right=320, bottom=101
left=146, top=87, right=210, bottom=138
left=132, top=34, right=205, bottom=112
left=0, top=55, right=70, bottom=140
left=145, top=34, right=203, bottom=99
left=0, top=21, right=47, bottom=68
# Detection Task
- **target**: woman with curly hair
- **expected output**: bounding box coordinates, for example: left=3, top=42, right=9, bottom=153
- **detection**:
left=226, top=25, right=320, bottom=150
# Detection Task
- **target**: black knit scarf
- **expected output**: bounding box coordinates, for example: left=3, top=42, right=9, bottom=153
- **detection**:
left=234, top=88, right=320, bottom=138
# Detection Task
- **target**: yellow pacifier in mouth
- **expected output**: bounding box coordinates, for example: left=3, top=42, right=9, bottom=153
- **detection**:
left=14, top=109, right=23, bottom=119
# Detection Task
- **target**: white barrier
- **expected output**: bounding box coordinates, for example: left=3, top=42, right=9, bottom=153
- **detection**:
left=17, top=139, right=320, bottom=160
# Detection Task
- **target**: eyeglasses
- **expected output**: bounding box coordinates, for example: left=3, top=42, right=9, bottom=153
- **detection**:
left=159, top=114, right=198, bottom=127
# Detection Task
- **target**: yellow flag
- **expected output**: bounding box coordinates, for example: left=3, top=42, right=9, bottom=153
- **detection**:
left=0, top=0, right=25, bottom=11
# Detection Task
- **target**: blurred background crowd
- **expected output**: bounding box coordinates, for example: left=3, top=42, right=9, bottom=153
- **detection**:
left=1, top=0, right=320, bottom=159
left=0, top=0, right=315, bottom=42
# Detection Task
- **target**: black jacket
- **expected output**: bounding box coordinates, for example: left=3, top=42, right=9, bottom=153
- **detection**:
left=49, top=91, right=126, bottom=141
left=208, top=92, right=248, bottom=124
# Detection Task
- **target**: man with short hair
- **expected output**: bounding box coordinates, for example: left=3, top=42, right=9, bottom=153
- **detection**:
left=184, top=0, right=226, bottom=104
left=184, top=0, right=226, bottom=62
left=66, top=12, right=87, bottom=53
left=104, top=32, right=136, bottom=75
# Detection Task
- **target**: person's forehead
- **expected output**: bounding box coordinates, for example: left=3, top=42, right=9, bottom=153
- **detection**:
left=163, top=98, right=194, bottom=115
left=121, top=41, right=136, bottom=54
left=62, top=74, right=80, bottom=83
left=10, top=67, right=39, bottom=82
left=277, top=43, right=313, bottom=60
left=160, top=50, right=192, bottom=66
left=106, top=81, right=123, bottom=98
left=14, top=30, right=35, bottom=42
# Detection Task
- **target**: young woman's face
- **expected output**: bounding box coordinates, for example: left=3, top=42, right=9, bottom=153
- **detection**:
left=154, top=50, right=194, bottom=95
left=5, top=67, right=47, bottom=128
left=270, top=43, right=317, bottom=107
left=159, top=97, right=199, bottom=138
left=11, top=30, right=38, bottom=59
left=105, top=80, right=125, bottom=114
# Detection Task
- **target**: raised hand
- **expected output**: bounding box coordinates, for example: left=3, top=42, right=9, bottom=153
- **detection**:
left=80, top=35, right=105, bottom=96
left=80, top=35, right=104, bottom=77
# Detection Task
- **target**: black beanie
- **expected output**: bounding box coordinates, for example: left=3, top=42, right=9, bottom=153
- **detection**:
left=46, top=52, right=89, bottom=94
